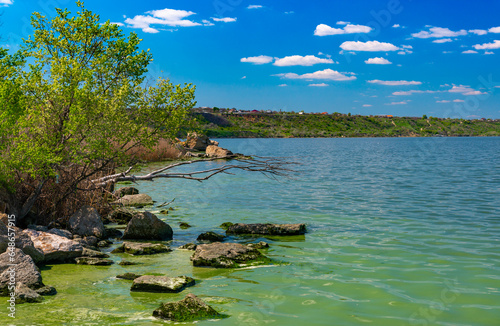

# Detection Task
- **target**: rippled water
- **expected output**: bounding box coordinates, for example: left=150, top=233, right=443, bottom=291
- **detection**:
left=2, top=137, right=500, bottom=325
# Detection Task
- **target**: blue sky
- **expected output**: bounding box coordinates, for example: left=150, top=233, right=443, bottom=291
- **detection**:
left=2, top=0, right=500, bottom=118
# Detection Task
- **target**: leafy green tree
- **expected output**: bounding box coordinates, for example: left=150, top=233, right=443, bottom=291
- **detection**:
left=0, top=2, right=196, bottom=222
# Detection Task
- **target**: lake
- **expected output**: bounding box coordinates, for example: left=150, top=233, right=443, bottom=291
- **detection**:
left=3, top=137, right=499, bottom=325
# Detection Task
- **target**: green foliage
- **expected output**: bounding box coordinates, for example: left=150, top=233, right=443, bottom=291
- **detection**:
left=0, top=1, right=196, bottom=186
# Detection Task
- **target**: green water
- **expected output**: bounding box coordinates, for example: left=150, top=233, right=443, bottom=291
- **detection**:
left=2, top=138, right=500, bottom=325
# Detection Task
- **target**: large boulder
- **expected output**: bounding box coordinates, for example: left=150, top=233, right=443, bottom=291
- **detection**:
left=112, top=194, right=154, bottom=207
left=0, top=249, right=44, bottom=295
left=22, top=229, right=83, bottom=263
left=131, top=275, right=195, bottom=293
left=122, top=212, right=173, bottom=241
left=47, top=228, right=73, bottom=239
left=114, top=186, right=139, bottom=198
left=205, top=145, right=233, bottom=158
left=153, top=293, right=225, bottom=322
left=0, top=223, right=44, bottom=264
left=111, top=242, right=171, bottom=255
left=190, top=242, right=271, bottom=268
left=226, top=223, right=307, bottom=236
left=185, top=132, right=211, bottom=151
left=68, top=206, right=105, bottom=238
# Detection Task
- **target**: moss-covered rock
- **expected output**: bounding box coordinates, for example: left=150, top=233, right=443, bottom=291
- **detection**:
left=179, top=222, right=192, bottom=229
left=75, top=257, right=114, bottom=265
left=153, top=293, right=226, bottom=322
left=226, top=223, right=306, bottom=236
left=190, top=242, right=272, bottom=268
left=117, top=273, right=142, bottom=280
left=179, top=243, right=197, bottom=251
left=219, top=222, right=234, bottom=231
left=131, top=275, right=195, bottom=293
left=111, top=242, right=172, bottom=255
left=197, top=231, right=225, bottom=243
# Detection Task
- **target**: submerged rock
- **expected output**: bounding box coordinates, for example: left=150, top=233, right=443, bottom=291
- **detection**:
left=75, top=257, right=114, bottom=265
left=117, top=272, right=142, bottom=280
left=122, top=212, right=173, bottom=241
left=197, top=231, right=225, bottom=243
left=190, top=242, right=271, bottom=268
left=153, top=293, right=225, bottom=322
left=118, top=260, right=138, bottom=266
left=226, top=223, right=307, bottom=236
left=179, top=222, right=192, bottom=229
left=131, top=275, right=195, bottom=293
left=112, top=194, right=154, bottom=207
left=22, top=229, right=83, bottom=263
left=68, top=206, right=105, bottom=238
left=111, top=242, right=172, bottom=255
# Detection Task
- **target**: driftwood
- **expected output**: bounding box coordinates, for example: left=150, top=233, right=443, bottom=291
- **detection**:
left=91, top=156, right=296, bottom=187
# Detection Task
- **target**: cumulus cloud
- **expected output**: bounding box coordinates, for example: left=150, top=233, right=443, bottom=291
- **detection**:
left=273, top=55, right=335, bottom=66
left=473, top=40, right=500, bottom=50
left=0, top=0, right=13, bottom=6
left=469, top=29, right=488, bottom=35
left=433, top=38, right=453, bottom=43
left=489, top=27, right=500, bottom=33
left=309, top=83, right=329, bottom=87
left=462, top=50, right=479, bottom=54
left=365, top=57, right=392, bottom=64
left=392, top=24, right=401, bottom=28
left=314, top=23, right=372, bottom=36
left=240, top=55, right=273, bottom=64
left=448, top=85, right=486, bottom=95
left=340, top=41, right=399, bottom=52
left=247, top=5, right=263, bottom=9
left=125, top=8, right=203, bottom=33
left=368, top=80, right=422, bottom=86
left=412, top=27, right=467, bottom=39
left=212, top=17, right=237, bottom=22
left=274, top=69, right=356, bottom=81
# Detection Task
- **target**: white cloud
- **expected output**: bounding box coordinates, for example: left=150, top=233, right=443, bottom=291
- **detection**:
left=443, top=51, right=453, bottom=54
left=273, top=55, right=335, bottom=66
left=386, top=101, right=408, bottom=105
left=284, top=11, right=294, bottom=14
left=436, top=100, right=450, bottom=103
left=484, top=51, right=494, bottom=55
left=212, top=17, right=237, bottom=23
left=412, top=27, right=467, bottom=39
left=309, top=83, right=329, bottom=87
left=202, top=19, right=215, bottom=26
left=240, top=55, right=273, bottom=64
left=469, top=29, right=488, bottom=35
left=402, top=45, right=413, bottom=49
left=278, top=84, right=288, bottom=87
left=464, top=90, right=486, bottom=95
left=368, top=80, right=422, bottom=86
left=336, top=21, right=350, bottom=25
left=433, top=38, right=453, bottom=43
left=363, top=104, right=372, bottom=107
left=241, top=76, right=247, bottom=79
left=340, top=40, right=399, bottom=52
left=462, top=50, right=478, bottom=54
left=125, top=8, right=202, bottom=33
left=453, top=99, right=465, bottom=102
left=0, top=0, right=13, bottom=6
left=247, top=5, right=263, bottom=9
left=275, top=69, right=356, bottom=81
left=448, top=85, right=485, bottom=95
left=314, top=23, right=372, bottom=36
left=473, top=40, right=500, bottom=50
left=392, top=24, right=401, bottom=28
left=489, top=27, right=500, bottom=33
left=392, top=90, right=439, bottom=96
left=365, top=57, right=392, bottom=64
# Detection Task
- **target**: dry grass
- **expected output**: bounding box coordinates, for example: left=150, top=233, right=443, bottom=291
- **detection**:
left=127, top=138, right=185, bottom=162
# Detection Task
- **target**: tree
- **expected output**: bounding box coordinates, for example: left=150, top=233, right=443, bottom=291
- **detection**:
left=0, top=2, right=196, bottom=223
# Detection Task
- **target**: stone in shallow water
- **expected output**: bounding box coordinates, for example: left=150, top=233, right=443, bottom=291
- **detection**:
left=22, top=229, right=83, bottom=263
left=0, top=249, right=44, bottom=295
left=190, top=242, right=271, bottom=268
left=226, top=223, right=307, bottom=236
left=117, top=273, right=142, bottom=280
left=179, top=243, right=197, bottom=251
left=247, top=241, right=270, bottom=249
left=112, top=194, right=153, bottom=207
left=111, top=242, right=172, bottom=255
left=153, top=293, right=225, bottom=322
left=15, top=283, right=44, bottom=304
left=197, top=231, right=225, bottom=243
left=75, top=257, right=114, bottom=265
left=122, top=212, right=173, bottom=241
left=131, top=275, right=195, bottom=293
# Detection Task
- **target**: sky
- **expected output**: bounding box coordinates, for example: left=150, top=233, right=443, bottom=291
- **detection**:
left=1, top=0, right=500, bottom=118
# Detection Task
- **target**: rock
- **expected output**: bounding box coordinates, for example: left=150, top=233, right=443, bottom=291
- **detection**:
left=75, top=257, right=114, bottom=265
left=108, top=208, right=135, bottom=224
left=190, top=242, right=271, bottom=268
left=0, top=222, right=44, bottom=264
left=118, top=260, right=138, bottom=266
left=197, top=232, right=225, bottom=243
left=117, top=272, right=142, bottom=280
left=114, top=186, right=139, bottom=198
left=104, top=227, right=123, bottom=239
left=0, top=249, right=44, bottom=295
left=111, top=242, right=172, bottom=255
left=35, top=285, right=57, bottom=296
left=47, top=228, right=73, bottom=239
left=185, top=132, right=211, bottom=151
left=81, top=248, right=110, bottom=258
left=27, top=225, right=48, bottom=232
left=81, top=236, right=99, bottom=248
left=219, top=222, right=234, bottom=230
left=179, top=222, right=192, bottom=229
left=131, top=275, right=195, bottom=293
left=205, top=145, right=233, bottom=158
left=153, top=293, right=224, bottom=322
left=68, top=206, right=105, bottom=238
left=22, top=229, right=83, bottom=263
left=247, top=241, right=270, bottom=249
left=15, top=283, right=44, bottom=304
left=97, top=240, right=112, bottom=248
left=122, top=212, right=173, bottom=241
left=226, top=223, right=307, bottom=236
left=179, top=243, right=197, bottom=251
left=112, top=194, right=154, bottom=207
